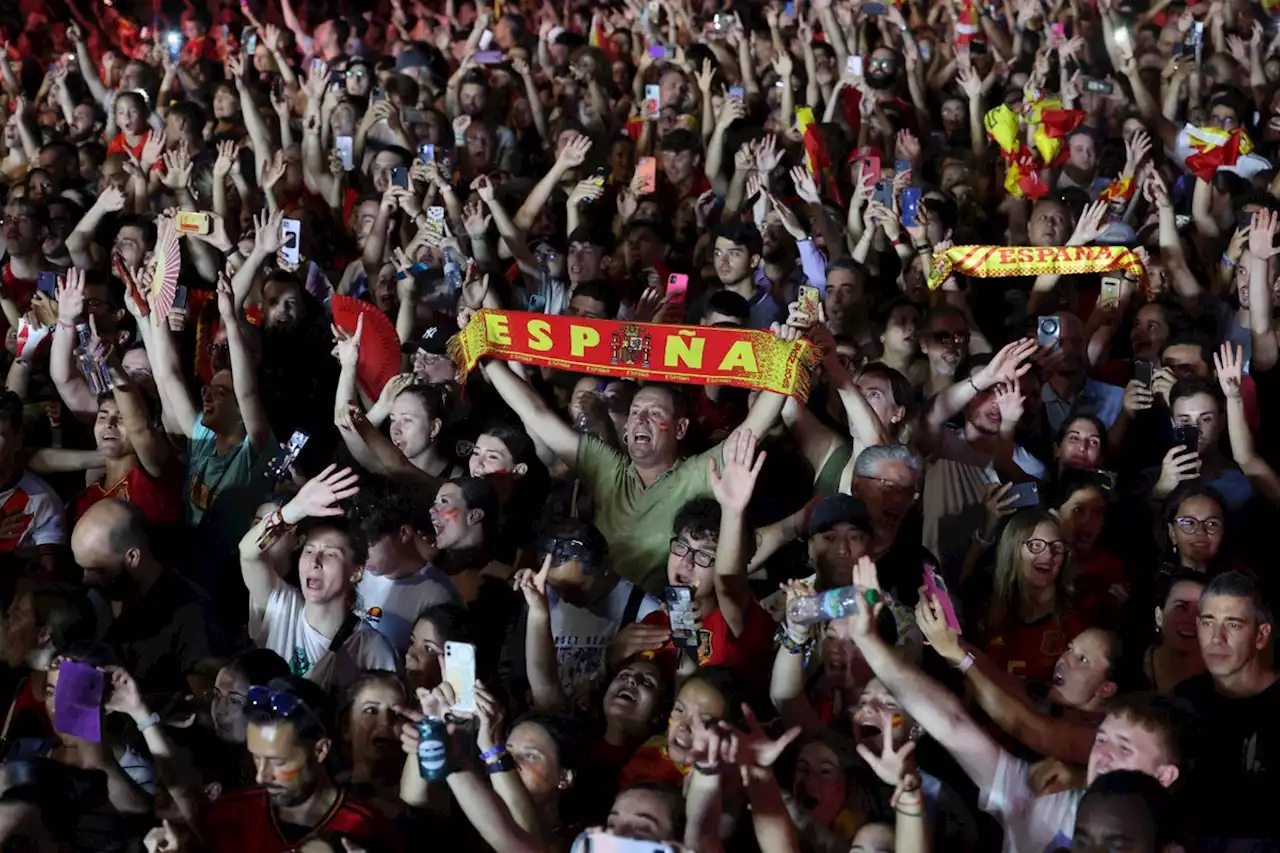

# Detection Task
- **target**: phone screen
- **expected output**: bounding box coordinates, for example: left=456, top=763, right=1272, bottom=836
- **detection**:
left=664, top=586, right=699, bottom=649
left=266, top=431, right=309, bottom=481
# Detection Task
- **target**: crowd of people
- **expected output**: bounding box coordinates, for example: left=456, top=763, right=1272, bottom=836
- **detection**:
left=0, top=0, right=1277, bottom=850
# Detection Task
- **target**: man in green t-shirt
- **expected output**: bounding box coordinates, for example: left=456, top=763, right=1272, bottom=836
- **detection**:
left=480, top=359, right=784, bottom=593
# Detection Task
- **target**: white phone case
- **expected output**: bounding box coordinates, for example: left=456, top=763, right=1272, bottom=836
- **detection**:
left=445, top=642, right=477, bottom=713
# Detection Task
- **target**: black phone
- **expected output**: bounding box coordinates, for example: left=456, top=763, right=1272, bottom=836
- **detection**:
left=266, top=431, right=309, bottom=481
left=172, top=285, right=189, bottom=312
left=1088, top=469, right=1118, bottom=492
left=1173, top=425, right=1200, bottom=455
left=1134, top=359, right=1154, bottom=386
left=1006, top=481, right=1041, bottom=509
left=36, top=272, right=58, bottom=296
left=663, top=585, right=699, bottom=650
left=391, top=166, right=409, bottom=188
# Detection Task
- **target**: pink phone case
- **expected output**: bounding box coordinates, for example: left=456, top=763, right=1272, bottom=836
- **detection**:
left=923, top=565, right=962, bottom=635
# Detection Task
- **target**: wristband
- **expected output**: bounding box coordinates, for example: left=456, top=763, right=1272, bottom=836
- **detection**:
left=1221, top=253, right=1238, bottom=268
left=890, top=234, right=904, bottom=247
left=966, top=375, right=980, bottom=394
left=479, top=744, right=507, bottom=762
left=778, top=632, right=814, bottom=655
left=135, top=712, right=162, bottom=732
left=956, top=651, right=976, bottom=674
left=485, top=754, right=517, bottom=774
left=56, top=320, right=77, bottom=332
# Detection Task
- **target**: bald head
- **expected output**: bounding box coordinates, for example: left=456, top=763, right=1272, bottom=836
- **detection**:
left=72, top=500, right=150, bottom=593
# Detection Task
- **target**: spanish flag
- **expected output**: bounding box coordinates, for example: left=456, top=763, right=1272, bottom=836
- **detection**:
left=956, top=0, right=979, bottom=46
left=797, top=107, right=842, bottom=205
left=1023, top=94, right=1085, bottom=166
left=1098, top=175, right=1135, bottom=204
left=1183, top=126, right=1252, bottom=182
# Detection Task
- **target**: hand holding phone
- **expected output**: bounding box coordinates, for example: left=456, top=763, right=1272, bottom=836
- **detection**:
left=266, top=431, right=309, bottom=481
left=664, top=586, right=699, bottom=649
left=797, top=284, right=821, bottom=322
left=665, top=274, right=688, bottom=307
left=901, top=187, right=922, bottom=228
left=922, top=563, right=962, bottom=636
left=636, top=157, right=657, bottom=194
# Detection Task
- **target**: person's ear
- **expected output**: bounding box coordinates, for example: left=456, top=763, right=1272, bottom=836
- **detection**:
left=674, top=417, right=689, bottom=441
left=204, top=781, right=223, bottom=801
left=890, top=405, right=906, bottom=425
left=314, top=737, right=331, bottom=764
left=1154, top=605, right=1164, bottom=632
left=1256, top=622, right=1272, bottom=651
left=429, top=417, right=442, bottom=440
left=36, top=626, right=52, bottom=648
left=1097, top=679, right=1118, bottom=701
left=467, top=508, right=485, bottom=527
left=400, top=524, right=416, bottom=545
left=124, top=547, right=142, bottom=570
left=349, top=566, right=364, bottom=585
left=750, top=252, right=762, bottom=270
left=512, top=462, right=528, bottom=478
left=1155, top=763, right=1179, bottom=788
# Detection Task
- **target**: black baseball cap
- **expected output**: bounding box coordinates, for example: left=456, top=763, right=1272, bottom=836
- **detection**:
left=808, top=495, right=875, bottom=537
left=402, top=319, right=459, bottom=355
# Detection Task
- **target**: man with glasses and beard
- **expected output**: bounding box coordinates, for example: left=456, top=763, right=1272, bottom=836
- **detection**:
left=198, top=676, right=398, bottom=853
left=70, top=499, right=219, bottom=698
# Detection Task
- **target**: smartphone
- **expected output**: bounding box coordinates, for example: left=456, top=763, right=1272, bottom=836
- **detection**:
left=336, top=135, right=354, bottom=171
left=970, top=39, right=988, bottom=55
left=1089, top=469, right=1118, bottom=491
left=919, top=41, right=932, bottom=61
left=1051, top=22, right=1066, bottom=39
left=901, top=187, right=922, bottom=227
left=648, top=45, right=675, bottom=59
left=1134, top=359, right=1154, bottom=386
left=1036, top=315, right=1061, bottom=349
left=1174, top=424, right=1200, bottom=454
left=266, top=430, right=309, bottom=481
left=1099, top=274, right=1122, bottom=310
left=280, top=218, right=301, bottom=265
left=847, top=55, right=863, bottom=77
left=473, top=50, right=503, bottom=65
left=784, top=1, right=796, bottom=17
left=165, top=31, right=183, bottom=62
left=862, top=154, right=881, bottom=185
left=401, top=108, right=428, bottom=124
left=728, top=85, right=745, bottom=103
left=643, top=84, right=660, bottom=120
left=663, top=586, right=699, bottom=649
left=665, top=273, right=688, bottom=307
left=36, top=272, right=58, bottom=296
left=242, top=26, right=257, bottom=53
left=444, top=641, right=478, bottom=713
left=175, top=210, right=211, bottom=235
left=797, top=284, right=821, bottom=321
left=873, top=179, right=894, bottom=208
left=478, top=29, right=495, bottom=50
left=426, top=205, right=446, bottom=237
left=172, top=284, right=189, bottom=312
left=894, top=159, right=912, bottom=177
left=862, top=2, right=887, bottom=15
left=569, top=832, right=679, bottom=853
left=391, top=165, right=409, bottom=188
left=636, top=156, right=657, bottom=194
left=370, top=86, right=386, bottom=103
left=1114, top=27, right=1131, bottom=53
left=419, top=143, right=435, bottom=163
left=590, top=167, right=607, bottom=189
left=1191, top=21, right=1205, bottom=51
left=1006, top=481, right=1041, bottom=509
left=1083, top=77, right=1114, bottom=95
left=923, top=561, right=962, bottom=635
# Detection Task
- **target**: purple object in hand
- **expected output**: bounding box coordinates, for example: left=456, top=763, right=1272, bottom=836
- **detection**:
left=53, top=661, right=104, bottom=742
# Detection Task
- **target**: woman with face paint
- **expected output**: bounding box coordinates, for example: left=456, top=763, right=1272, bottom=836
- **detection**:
left=337, top=671, right=408, bottom=817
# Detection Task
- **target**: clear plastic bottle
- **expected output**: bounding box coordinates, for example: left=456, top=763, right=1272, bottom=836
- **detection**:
left=787, top=586, right=861, bottom=626
left=443, top=247, right=464, bottom=293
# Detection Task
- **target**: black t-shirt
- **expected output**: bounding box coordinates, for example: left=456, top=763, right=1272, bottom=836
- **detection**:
left=1174, top=671, right=1280, bottom=843
left=102, top=569, right=222, bottom=699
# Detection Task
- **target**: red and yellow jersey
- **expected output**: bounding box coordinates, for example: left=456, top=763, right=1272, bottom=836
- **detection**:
left=200, top=787, right=401, bottom=853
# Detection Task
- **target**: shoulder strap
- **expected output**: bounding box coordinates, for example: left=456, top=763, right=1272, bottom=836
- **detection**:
left=621, top=583, right=646, bottom=627
left=329, top=612, right=362, bottom=654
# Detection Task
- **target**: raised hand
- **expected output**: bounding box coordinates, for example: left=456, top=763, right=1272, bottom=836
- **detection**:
left=1122, top=130, right=1152, bottom=178
left=975, top=337, right=1038, bottom=390
left=557, top=133, right=593, bottom=169
left=1249, top=208, right=1280, bottom=259
left=855, top=707, right=917, bottom=786
left=513, top=555, right=552, bottom=617
left=253, top=208, right=285, bottom=255
left=994, top=381, right=1025, bottom=425
left=1068, top=200, right=1110, bottom=246
left=755, top=133, right=781, bottom=175
left=1214, top=342, right=1245, bottom=399
left=708, top=427, right=766, bottom=513
left=139, top=129, right=167, bottom=172
left=285, top=464, right=361, bottom=521
left=102, top=666, right=147, bottom=718
left=160, top=144, right=194, bottom=191
left=474, top=681, right=506, bottom=753
left=262, top=150, right=288, bottom=190
left=915, top=591, right=964, bottom=664
left=331, top=313, right=364, bottom=367
left=213, top=139, right=238, bottom=180
left=57, top=268, right=86, bottom=323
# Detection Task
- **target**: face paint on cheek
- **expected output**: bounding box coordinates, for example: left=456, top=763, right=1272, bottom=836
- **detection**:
left=274, top=766, right=301, bottom=784
left=440, top=509, right=460, bottom=522
left=656, top=423, right=669, bottom=432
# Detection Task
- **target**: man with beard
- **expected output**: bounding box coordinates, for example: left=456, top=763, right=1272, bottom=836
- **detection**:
left=1174, top=571, right=1280, bottom=847
left=70, top=499, right=219, bottom=698
left=919, top=594, right=1121, bottom=765
left=702, top=222, right=785, bottom=330
left=50, top=267, right=136, bottom=423
left=198, top=675, right=399, bottom=853
left=0, top=198, right=54, bottom=338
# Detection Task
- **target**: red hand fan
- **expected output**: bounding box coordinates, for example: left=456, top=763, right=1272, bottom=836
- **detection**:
left=148, top=218, right=181, bottom=321
left=330, top=295, right=401, bottom=401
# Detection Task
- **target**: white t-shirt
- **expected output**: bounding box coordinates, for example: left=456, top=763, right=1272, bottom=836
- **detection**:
left=549, top=581, right=660, bottom=708
left=0, top=471, right=66, bottom=551
left=981, top=750, right=1082, bottom=853
left=356, top=565, right=459, bottom=655
left=252, top=584, right=398, bottom=690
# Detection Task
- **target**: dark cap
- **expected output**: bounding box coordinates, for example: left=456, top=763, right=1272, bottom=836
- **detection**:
left=402, top=319, right=459, bottom=355
left=808, top=495, right=874, bottom=537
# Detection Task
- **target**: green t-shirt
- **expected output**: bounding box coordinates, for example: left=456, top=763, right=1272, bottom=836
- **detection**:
left=576, top=436, right=723, bottom=595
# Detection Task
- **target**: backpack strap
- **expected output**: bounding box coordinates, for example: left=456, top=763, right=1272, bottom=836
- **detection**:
left=329, top=612, right=362, bottom=653
left=620, top=583, right=646, bottom=627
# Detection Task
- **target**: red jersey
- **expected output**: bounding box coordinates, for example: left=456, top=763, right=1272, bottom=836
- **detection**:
left=107, top=131, right=149, bottom=162
left=0, top=262, right=36, bottom=344
left=200, top=787, right=401, bottom=853
left=981, top=611, right=1089, bottom=686
left=619, top=737, right=689, bottom=791
left=73, top=458, right=184, bottom=526
left=641, top=597, right=776, bottom=689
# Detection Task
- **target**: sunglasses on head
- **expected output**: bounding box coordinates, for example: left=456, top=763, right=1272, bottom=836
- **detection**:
left=247, top=685, right=312, bottom=721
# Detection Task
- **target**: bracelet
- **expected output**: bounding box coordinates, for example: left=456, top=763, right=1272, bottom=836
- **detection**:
left=1221, top=253, right=1238, bottom=268
left=916, top=243, right=932, bottom=255
left=135, top=712, right=162, bottom=732
left=779, top=632, right=814, bottom=655
left=485, top=754, right=517, bottom=774
left=479, top=744, right=507, bottom=762
left=56, top=320, right=77, bottom=332
left=257, top=509, right=295, bottom=549
left=890, top=234, right=904, bottom=247
left=956, top=651, right=976, bottom=674
left=966, top=375, right=980, bottom=394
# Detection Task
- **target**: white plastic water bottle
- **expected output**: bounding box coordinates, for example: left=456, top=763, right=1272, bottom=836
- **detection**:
left=787, top=586, right=861, bottom=625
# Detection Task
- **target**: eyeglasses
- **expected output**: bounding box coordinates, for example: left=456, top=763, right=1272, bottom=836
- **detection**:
left=203, top=687, right=247, bottom=709
left=864, top=477, right=920, bottom=500
left=931, top=331, right=969, bottom=346
left=670, top=538, right=715, bottom=568
left=345, top=68, right=366, bottom=78
left=1024, top=538, right=1069, bottom=556
left=1175, top=516, right=1224, bottom=536
left=869, top=58, right=893, bottom=70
